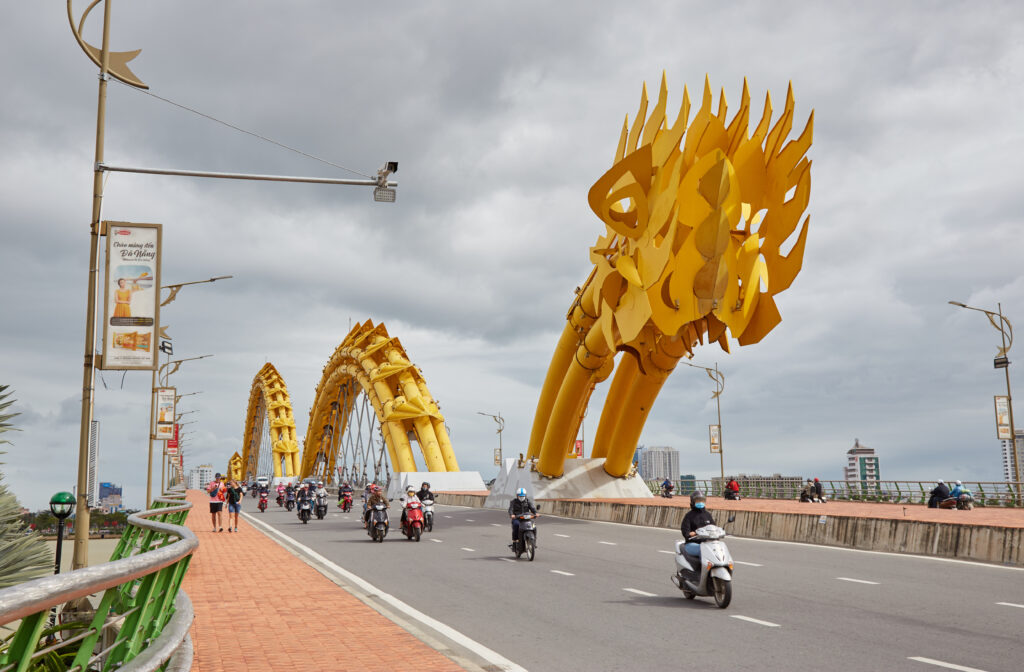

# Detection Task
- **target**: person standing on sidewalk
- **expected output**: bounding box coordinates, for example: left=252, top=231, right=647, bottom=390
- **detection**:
left=225, top=480, right=243, bottom=532
left=208, top=474, right=226, bottom=532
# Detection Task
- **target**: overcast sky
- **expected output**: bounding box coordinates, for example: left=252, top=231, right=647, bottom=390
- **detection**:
left=3, top=2, right=1023, bottom=510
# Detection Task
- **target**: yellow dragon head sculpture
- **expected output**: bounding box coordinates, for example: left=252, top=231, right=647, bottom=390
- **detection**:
left=585, top=74, right=813, bottom=361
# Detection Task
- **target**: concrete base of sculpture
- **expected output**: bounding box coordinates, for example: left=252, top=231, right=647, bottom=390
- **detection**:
left=387, top=471, right=487, bottom=500
left=484, top=457, right=653, bottom=509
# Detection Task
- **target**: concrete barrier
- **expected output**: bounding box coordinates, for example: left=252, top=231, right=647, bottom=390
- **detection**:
left=433, top=493, right=1024, bottom=566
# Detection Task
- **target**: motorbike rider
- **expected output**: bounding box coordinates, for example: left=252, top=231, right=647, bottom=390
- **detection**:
left=949, top=480, right=964, bottom=499
left=363, top=484, right=388, bottom=528
left=314, top=481, right=328, bottom=500
left=400, top=487, right=420, bottom=526
left=724, top=478, right=741, bottom=500
left=812, top=477, right=826, bottom=502
left=338, top=481, right=353, bottom=503
left=508, top=487, right=537, bottom=549
left=680, top=491, right=715, bottom=558
left=661, top=478, right=674, bottom=496
left=415, top=481, right=434, bottom=502
left=928, top=479, right=951, bottom=508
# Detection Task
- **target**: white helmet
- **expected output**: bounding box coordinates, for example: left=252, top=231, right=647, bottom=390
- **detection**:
left=516, top=487, right=527, bottom=500
left=955, top=480, right=962, bottom=486
left=937, top=479, right=944, bottom=484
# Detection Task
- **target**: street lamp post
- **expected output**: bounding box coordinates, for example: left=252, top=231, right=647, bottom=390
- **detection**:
left=682, top=361, right=727, bottom=483
left=477, top=412, right=504, bottom=464
left=949, top=301, right=1020, bottom=484
left=149, top=354, right=213, bottom=502
left=49, top=492, right=76, bottom=575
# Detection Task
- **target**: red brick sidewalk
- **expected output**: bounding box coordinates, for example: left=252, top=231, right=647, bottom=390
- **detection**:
left=578, top=495, right=1024, bottom=528
left=180, top=490, right=466, bottom=671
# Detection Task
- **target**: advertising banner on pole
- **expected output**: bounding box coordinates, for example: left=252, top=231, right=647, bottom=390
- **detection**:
left=573, top=439, right=584, bottom=457
left=101, top=222, right=162, bottom=370
left=154, top=387, right=176, bottom=439
left=995, top=395, right=1012, bottom=440
left=709, top=424, right=721, bottom=454
left=167, top=423, right=179, bottom=451
left=493, top=448, right=502, bottom=465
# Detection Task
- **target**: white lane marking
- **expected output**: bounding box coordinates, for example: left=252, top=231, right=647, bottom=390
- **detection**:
left=461, top=547, right=475, bottom=552
left=734, top=561, right=763, bottom=567
left=658, top=550, right=675, bottom=555
left=444, top=515, right=452, bottom=518
left=490, top=523, right=502, bottom=527
left=554, top=533, right=570, bottom=538
left=466, top=519, right=475, bottom=522
left=430, top=538, right=443, bottom=543
left=241, top=512, right=527, bottom=672
left=551, top=570, right=575, bottom=576
left=599, top=541, right=617, bottom=546
left=836, top=577, right=880, bottom=585
left=997, top=602, right=1024, bottom=608
left=908, top=656, right=988, bottom=671
left=623, top=588, right=656, bottom=597
left=499, top=557, right=515, bottom=563
left=730, top=615, right=781, bottom=627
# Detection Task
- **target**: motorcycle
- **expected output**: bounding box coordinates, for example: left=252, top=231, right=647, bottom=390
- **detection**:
left=339, top=492, right=353, bottom=512
left=723, top=489, right=742, bottom=501
left=512, top=510, right=539, bottom=561
left=250, top=487, right=259, bottom=499
left=956, top=493, right=974, bottom=510
left=367, top=502, right=389, bottom=542
left=298, top=497, right=312, bottom=523
left=420, top=498, right=435, bottom=532
left=660, top=483, right=674, bottom=499
left=670, top=523, right=734, bottom=609
left=285, top=492, right=295, bottom=512
left=401, top=501, right=425, bottom=541
left=315, top=493, right=328, bottom=520
left=258, top=492, right=268, bottom=513
left=276, top=492, right=284, bottom=508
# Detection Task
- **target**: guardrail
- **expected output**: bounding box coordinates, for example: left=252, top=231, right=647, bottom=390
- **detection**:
left=0, top=487, right=197, bottom=671
left=647, top=479, right=1022, bottom=507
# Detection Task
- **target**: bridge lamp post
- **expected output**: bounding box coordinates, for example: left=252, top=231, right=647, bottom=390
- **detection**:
left=49, top=492, right=76, bottom=575
left=681, top=361, right=726, bottom=485
left=150, top=354, right=213, bottom=503
left=477, top=412, right=505, bottom=464
left=949, top=300, right=1020, bottom=485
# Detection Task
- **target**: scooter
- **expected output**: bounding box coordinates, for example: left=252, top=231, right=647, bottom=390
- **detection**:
left=670, top=523, right=734, bottom=609
left=660, top=483, right=674, bottom=498
left=315, top=493, right=328, bottom=520
left=420, top=498, right=435, bottom=532
left=512, top=510, right=539, bottom=561
left=258, top=491, right=268, bottom=513
left=276, top=492, right=284, bottom=508
left=956, top=492, right=974, bottom=510
left=298, top=497, right=312, bottom=523
left=339, top=492, right=353, bottom=512
left=401, top=501, right=425, bottom=541
left=367, top=502, right=389, bottom=542
left=285, top=492, right=295, bottom=512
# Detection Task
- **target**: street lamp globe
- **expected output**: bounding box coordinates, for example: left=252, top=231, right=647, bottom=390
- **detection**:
left=49, top=491, right=76, bottom=519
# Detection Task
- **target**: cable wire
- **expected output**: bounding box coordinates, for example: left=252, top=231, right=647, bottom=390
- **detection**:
left=111, top=78, right=374, bottom=179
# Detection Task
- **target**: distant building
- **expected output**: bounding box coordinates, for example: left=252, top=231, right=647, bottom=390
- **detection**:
left=98, top=482, right=123, bottom=513
left=188, top=464, right=214, bottom=491
left=678, top=473, right=696, bottom=494
left=633, top=445, right=645, bottom=470
left=640, top=446, right=679, bottom=482
left=844, top=439, right=880, bottom=490
left=999, top=430, right=1023, bottom=482
left=86, top=421, right=100, bottom=507
left=712, top=473, right=803, bottom=498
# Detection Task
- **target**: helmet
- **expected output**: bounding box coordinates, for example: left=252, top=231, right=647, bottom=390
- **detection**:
left=955, top=480, right=962, bottom=486
left=407, top=488, right=416, bottom=495
left=689, top=490, right=706, bottom=509
left=317, top=482, right=324, bottom=487
left=813, top=478, right=819, bottom=482
left=516, top=487, right=527, bottom=500
left=937, top=479, right=945, bottom=484
left=422, top=482, right=430, bottom=489
left=371, top=484, right=381, bottom=492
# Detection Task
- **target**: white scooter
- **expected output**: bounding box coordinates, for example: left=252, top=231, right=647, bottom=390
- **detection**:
left=670, top=523, right=734, bottom=608
left=420, top=498, right=435, bottom=532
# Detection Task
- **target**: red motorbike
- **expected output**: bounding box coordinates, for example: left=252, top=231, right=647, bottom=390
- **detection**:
left=401, top=501, right=425, bottom=542
left=258, top=491, right=268, bottom=513
left=339, top=492, right=353, bottom=512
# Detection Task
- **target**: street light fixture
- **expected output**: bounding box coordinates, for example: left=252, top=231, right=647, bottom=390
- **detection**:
left=49, top=492, right=75, bottom=575
left=949, top=300, right=1019, bottom=484
left=477, top=412, right=505, bottom=464
left=681, top=361, right=727, bottom=483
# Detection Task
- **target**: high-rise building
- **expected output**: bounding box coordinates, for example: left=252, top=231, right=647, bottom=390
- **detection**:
left=844, top=439, right=880, bottom=490
left=188, top=464, right=214, bottom=491
left=640, top=446, right=679, bottom=482
left=999, top=430, right=1023, bottom=482
left=98, top=482, right=123, bottom=513
left=86, top=420, right=100, bottom=507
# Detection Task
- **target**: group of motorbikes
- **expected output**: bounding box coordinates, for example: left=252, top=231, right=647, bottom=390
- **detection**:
left=366, top=495, right=436, bottom=543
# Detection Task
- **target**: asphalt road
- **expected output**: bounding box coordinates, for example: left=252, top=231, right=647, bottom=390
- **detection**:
left=241, top=497, right=1024, bottom=672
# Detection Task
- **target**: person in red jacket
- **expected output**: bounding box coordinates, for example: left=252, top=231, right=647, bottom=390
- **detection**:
left=724, top=478, right=741, bottom=500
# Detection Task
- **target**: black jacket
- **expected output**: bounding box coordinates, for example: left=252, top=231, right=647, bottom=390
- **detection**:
left=931, top=483, right=951, bottom=499
left=508, top=497, right=537, bottom=517
left=680, top=508, right=715, bottom=538
left=416, top=488, right=434, bottom=502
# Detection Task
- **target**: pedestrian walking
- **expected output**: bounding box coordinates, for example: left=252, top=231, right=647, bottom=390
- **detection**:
left=208, top=473, right=226, bottom=532
left=225, top=479, right=243, bottom=532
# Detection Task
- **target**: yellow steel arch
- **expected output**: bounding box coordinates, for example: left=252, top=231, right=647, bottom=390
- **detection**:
left=299, top=319, right=458, bottom=481
left=240, top=363, right=301, bottom=480
left=530, top=75, right=814, bottom=478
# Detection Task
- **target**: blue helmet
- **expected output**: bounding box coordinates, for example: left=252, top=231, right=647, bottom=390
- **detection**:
left=516, top=487, right=527, bottom=499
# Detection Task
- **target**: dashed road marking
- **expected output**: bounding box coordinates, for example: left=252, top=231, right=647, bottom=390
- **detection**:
left=461, top=547, right=475, bottom=552
left=996, top=602, right=1024, bottom=609
left=430, top=538, right=443, bottom=543
left=658, top=550, right=675, bottom=555
left=444, top=515, right=452, bottom=518
left=554, top=533, right=570, bottom=538
left=908, top=657, right=987, bottom=671
left=499, top=558, right=515, bottom=563
left=599, top=541, right=617, bottom=546
left=551, top=570, right=574, bottom=576
left=623, top=588, right=656, bottom=597
left=490, top=523, right=502, bottom=527
left=466, top=519, right=475, bottom=522
left=734, top=561, right=763, bottom=567
left=836, top=577, right=879, bottom=585
left=730, top=615, right=780, bottom=627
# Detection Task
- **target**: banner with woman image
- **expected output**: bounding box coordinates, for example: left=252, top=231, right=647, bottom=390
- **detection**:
left=102, top=222, right=162, bottom=369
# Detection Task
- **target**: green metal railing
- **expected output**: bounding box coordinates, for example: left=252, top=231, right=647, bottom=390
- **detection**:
left=647, top=479, right=1022, bottom=507
left=0, top=487, right=196, bottom=672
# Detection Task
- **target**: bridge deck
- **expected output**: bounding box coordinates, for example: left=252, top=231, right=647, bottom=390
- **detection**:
left=181, top=490, right=465, bottom=671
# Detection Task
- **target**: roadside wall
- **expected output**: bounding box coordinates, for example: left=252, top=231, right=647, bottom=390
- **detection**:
left=433, top=494, right=1023, bottom=566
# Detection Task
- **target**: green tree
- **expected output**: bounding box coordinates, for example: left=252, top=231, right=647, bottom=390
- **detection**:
left=0, top=385, right=51, bottom=589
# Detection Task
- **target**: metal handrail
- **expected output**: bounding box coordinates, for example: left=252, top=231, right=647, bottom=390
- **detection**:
left=0, top=486, right=197, bottom=671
